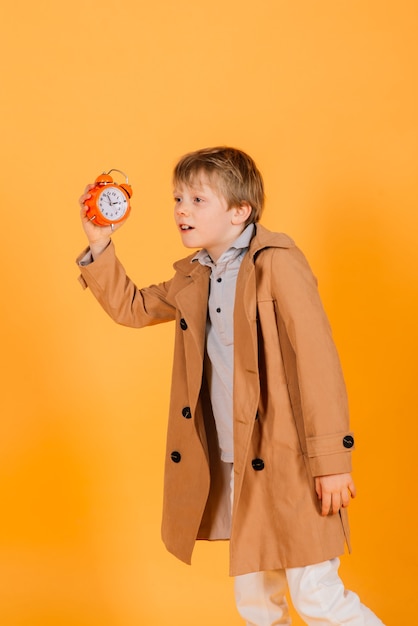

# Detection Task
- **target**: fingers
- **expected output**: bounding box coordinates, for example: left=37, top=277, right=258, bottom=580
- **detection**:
left=319, top=491, right=341, bottom=516
left=341, top=487, right=351, bottom=509
left=321, top=491, right=331, bottom=516
left=79, top=192, right=92, bottom=212
left=314, top=477, right=322, bottom=500
left=80, top=204, right=90, bottom=222
left=79, top=184, right=96, bottom=210
left=348, top=477, right=357, bottom=499
left=316, top=474, right=356, bottom=516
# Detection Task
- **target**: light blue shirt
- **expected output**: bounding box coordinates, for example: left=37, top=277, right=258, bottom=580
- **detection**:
left=193, top=224, right=254, bottom=462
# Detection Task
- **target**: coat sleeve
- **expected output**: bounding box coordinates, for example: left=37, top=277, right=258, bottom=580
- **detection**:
left=76, top=242, right=176, bottom=328
left=270, top=246, right=354, bottom=477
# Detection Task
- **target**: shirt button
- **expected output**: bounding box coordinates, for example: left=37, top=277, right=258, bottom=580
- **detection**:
left=216, top=308, right=221, bottom=313
left=216, top=277, right=222, bottom=282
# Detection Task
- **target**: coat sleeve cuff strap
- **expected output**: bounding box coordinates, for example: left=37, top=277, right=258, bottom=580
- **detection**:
left=306, top=431, right=354, bottom=476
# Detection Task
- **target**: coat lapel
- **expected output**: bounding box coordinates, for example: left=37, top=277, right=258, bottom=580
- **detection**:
left=232, top=252, right=260, bottom=500
left=174, top=261, right=210, bottom=409
left=231, top=226, right=294, bottom=503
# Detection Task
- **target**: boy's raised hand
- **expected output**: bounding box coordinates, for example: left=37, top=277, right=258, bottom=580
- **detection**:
left=79, top=184, right=126, bottom=259
left=315, top=473, right=357, bottom=516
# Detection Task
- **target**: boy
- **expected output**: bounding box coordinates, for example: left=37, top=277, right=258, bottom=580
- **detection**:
left=77, top=147, right=384, bottom=625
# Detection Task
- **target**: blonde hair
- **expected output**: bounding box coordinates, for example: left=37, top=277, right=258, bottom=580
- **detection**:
left=173, top=146, right=265, bottom=224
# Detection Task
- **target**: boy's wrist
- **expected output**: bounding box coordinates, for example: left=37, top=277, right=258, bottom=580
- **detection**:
left=90, top=239, right=111, bottom=260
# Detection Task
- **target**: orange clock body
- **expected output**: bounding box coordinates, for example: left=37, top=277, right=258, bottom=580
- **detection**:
left=85, top=170, right=133, bottom=226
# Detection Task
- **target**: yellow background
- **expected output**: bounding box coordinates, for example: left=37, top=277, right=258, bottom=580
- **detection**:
left=1, top=1, right=416, bottom=623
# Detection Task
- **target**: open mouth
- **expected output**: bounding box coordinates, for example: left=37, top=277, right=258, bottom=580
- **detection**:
left=180, top=225, right=194, bottom=230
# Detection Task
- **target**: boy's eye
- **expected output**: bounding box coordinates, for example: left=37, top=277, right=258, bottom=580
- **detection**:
left=194, top=197, right=203, bottom=203
left=174, top=197, right=181, bottom=203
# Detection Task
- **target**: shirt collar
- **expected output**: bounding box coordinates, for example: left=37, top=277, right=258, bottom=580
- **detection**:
left=192, top=223, right=255, bottom=266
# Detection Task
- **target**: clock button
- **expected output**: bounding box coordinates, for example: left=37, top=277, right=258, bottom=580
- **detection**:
left=180, top=318, right=188, bottom=330
left=170, top=451, right=181, bottom=463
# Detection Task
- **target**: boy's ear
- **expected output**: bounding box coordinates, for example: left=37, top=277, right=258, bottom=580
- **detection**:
left=231, top=202, right=252, bottom=225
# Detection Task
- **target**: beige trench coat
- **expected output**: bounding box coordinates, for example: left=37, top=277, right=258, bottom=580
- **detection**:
left=78, top=224, right=354, bottom=576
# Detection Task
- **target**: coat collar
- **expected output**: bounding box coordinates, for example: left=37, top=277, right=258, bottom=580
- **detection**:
left=172, top=224, right=294, bottom=276
left=248, top=223, right=294, bottom=259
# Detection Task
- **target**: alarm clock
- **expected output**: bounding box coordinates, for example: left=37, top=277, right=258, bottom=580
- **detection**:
left=85, top=169, right=133, bottom=226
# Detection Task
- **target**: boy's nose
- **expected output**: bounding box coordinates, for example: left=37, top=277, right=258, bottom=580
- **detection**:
left=176, top=202, right=190, bottom=216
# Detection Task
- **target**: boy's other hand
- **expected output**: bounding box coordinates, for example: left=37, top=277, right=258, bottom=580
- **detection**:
left=315, top=473, right=356, bottom=516
left=79, top=184, right=127, bottom=259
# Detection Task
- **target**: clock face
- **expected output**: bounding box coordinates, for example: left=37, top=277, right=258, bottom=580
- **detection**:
left=97, top=186, right=129, bottom=221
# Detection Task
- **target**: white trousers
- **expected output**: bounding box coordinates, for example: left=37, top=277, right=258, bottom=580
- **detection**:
left=234, top=559, right=385, bottom=625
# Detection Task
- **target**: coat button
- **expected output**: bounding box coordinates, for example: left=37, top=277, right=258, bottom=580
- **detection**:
left=182, top=407, right=192, bottom=419
left=252, top=458, right=265, bottom=471
left=170, top=451, right=181, bottom=463
left=180, top=318, right=188, bottom=330
left=343, top=435, right=354, bottom=449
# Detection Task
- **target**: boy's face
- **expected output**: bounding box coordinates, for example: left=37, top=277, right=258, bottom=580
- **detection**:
left=173, top=174, right=249, bottom=262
